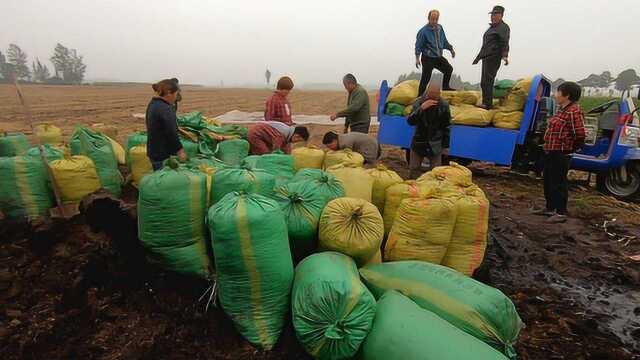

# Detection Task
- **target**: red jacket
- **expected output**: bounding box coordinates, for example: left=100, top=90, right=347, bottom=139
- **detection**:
left=264, top=92, right=293, bottom=125
left=543, top=102, right=586, bottom=153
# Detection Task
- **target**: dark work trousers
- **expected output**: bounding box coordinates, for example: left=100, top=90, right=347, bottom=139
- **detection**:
left=481, top=55, right=502, bottom=108
left=348, top=123, right=371, bottom=134
left=543, top=151, right=571, bottom=215
left=419, top=55, right=453, bottom=96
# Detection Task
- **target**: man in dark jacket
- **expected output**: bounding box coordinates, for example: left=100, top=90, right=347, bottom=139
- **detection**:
left=330, top=74, right=371, bottom=134
left=407, top=84, right=451, bottom=179
left=473, top=5, right=511, bottom=109
left=415, top=9, right=456, bottom=96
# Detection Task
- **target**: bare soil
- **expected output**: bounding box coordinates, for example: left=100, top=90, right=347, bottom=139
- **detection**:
left=1, top=86, right=639, bottom=359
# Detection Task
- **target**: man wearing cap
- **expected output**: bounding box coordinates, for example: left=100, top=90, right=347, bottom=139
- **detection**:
left=415, top=9, right=456, bottom=96
left=473, top=5, right=511, bottom=109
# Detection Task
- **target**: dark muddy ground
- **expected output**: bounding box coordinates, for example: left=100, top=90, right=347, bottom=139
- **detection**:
left=1, top=149, right=639, bottom=359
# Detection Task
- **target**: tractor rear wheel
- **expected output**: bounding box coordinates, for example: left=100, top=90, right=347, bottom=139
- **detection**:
left=596, top=161, right=640, bottom=200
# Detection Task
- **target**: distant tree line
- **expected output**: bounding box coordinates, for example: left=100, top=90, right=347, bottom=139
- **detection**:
left=0, top=43, right=87, bottom=84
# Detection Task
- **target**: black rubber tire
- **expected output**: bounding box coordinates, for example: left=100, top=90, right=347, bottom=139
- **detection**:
left=595, top=162, right=640, bottom=200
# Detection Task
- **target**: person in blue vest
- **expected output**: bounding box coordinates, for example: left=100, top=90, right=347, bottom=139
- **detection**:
left=415, top=9, right=456, bottom=96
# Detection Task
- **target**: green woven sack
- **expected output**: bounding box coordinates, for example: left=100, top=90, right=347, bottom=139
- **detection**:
left=385, top=102, right=405, bottom=116
left=208, top=192, right=293, bottom=350
left=188, top=155, right=226, bottom=170
left=76, top=127, right=122, bottom=197
left=494, top=79, right=517, bottom=99
left=361, top=291, right=509, bottom=360
left=292, top=252, right=376, bottom=360
left=216, top=139, right=249, bottom=165
left=291, top=169, right=345, bottom=204
left=0, top=133, right=30, bottom=157
left=180, top=139, right=199, bottom=159
left=138, top=161, right=213, bottom=279
left=274, top=181, right=327, bottom=261
left=210, top=167, right=276, bottom=204
left=26, top=145, right=64, bottom=163
left=359, top=261, right=523, bottom=358
left=124, top=132, right=148, bottom=164
left=0, top=156, right=52, bottom=219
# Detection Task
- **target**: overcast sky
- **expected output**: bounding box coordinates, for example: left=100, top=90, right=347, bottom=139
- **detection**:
left=2, top=0, right=639, bottom=87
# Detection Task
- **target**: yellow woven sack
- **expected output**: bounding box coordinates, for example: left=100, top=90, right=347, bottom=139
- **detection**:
left=493, top=111, right=524, bottom=130
left=383, top=181, right=427, bottom=235
left=502, top=78, right=533, bottom=112
left=50, top=155, right=101, bottom=203
left=442, top=185, right=489, bottom=276
left=452, top=107, right=494, bottom=126
left=387, top=80, right=419, bottom=106
left=324, top=148, right=364, bottom=169
left=129, top=145, right=153, bottom=187
left=385, top=191, right=458, bottom=263
left=91, top=123, right=118, bottom=140
left=327, top=164, right=373, bottom=202
left=451, top=91, right=481, bottom=106
left=292, top=145, right=325, bottom=170
left=105, top=136, right=126, bottom=165
left=34, top=124, right=63, bottom=146
left=417, top=162, right=473, bottom=188
left=441, top=91, right=456, bottom=103
left=403, top=105, right=413, bottom=116
left=204, top=116, right=223, bottom=127
left=319, top=198, right=384, bottom=266
left=366, top=165, right=403, bottom=213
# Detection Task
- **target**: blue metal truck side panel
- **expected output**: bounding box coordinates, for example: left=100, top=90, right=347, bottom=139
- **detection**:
left=377, top=80, right=414, bottom=148
left=450, top=126, right=519, bottom=165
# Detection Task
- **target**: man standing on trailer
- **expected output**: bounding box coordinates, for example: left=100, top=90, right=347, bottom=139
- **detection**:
left=415, top=9, right=456, bottom=96
left=473, top=5, right=511, bottom=109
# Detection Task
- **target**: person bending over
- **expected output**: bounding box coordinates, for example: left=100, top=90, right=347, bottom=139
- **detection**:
left=322, top=131, right=380, bottom=167
left=248, top=121, right=309, bottom=155
left=146, top=79, right=187, bottom=171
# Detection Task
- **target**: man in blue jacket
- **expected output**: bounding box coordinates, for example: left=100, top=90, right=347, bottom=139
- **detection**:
left=415, top=9, right=456, bottom=96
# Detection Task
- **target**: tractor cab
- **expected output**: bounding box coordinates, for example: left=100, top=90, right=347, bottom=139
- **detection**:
left=571, top=92, right=640, bottom=199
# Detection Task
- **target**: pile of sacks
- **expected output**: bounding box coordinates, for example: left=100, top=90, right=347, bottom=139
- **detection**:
left=0, top=112, right=249, bottom=220
left=383, top=78, right=533, bottom=131
left=451, top=78, right=533, bottom=129
left=136, top=147, right=523, bottom=359
left=0, top=124, right=124, bottom=218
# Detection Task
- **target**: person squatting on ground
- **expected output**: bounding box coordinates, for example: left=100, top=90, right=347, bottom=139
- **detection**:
left=247, top=121, right=309, bottom=155
left=415, top=9, right=456, bottom=96
left=330, top=74, right=371, bottom=134
left=407, top=83, right=451, bottom=179
left=473, top=5, right=511, bottom=109
left=322, top=131, right=381, bottom=167
left=532, top=82, right=586, bottom=223
left=264, top=76, right=294, bottom=125
left=146, top=79, right=187, bottom=171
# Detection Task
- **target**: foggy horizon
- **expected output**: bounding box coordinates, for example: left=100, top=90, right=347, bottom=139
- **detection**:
left=2, top=0, right=639, bottom=87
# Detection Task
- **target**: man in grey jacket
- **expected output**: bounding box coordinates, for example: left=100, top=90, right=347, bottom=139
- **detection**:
left=473, top=5, right=511, bottom=109
left=322, top=131, right=380, bottom=167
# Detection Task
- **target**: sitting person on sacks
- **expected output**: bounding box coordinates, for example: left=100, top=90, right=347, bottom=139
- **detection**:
left=322, top=131, right=381, bottom=168
left=407, top=83, right=451, bottom=179
left=247, top=121, right=309, bottom=155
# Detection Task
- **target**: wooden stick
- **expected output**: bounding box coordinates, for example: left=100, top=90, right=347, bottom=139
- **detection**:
left=12, top=76, right=68, bottom=218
